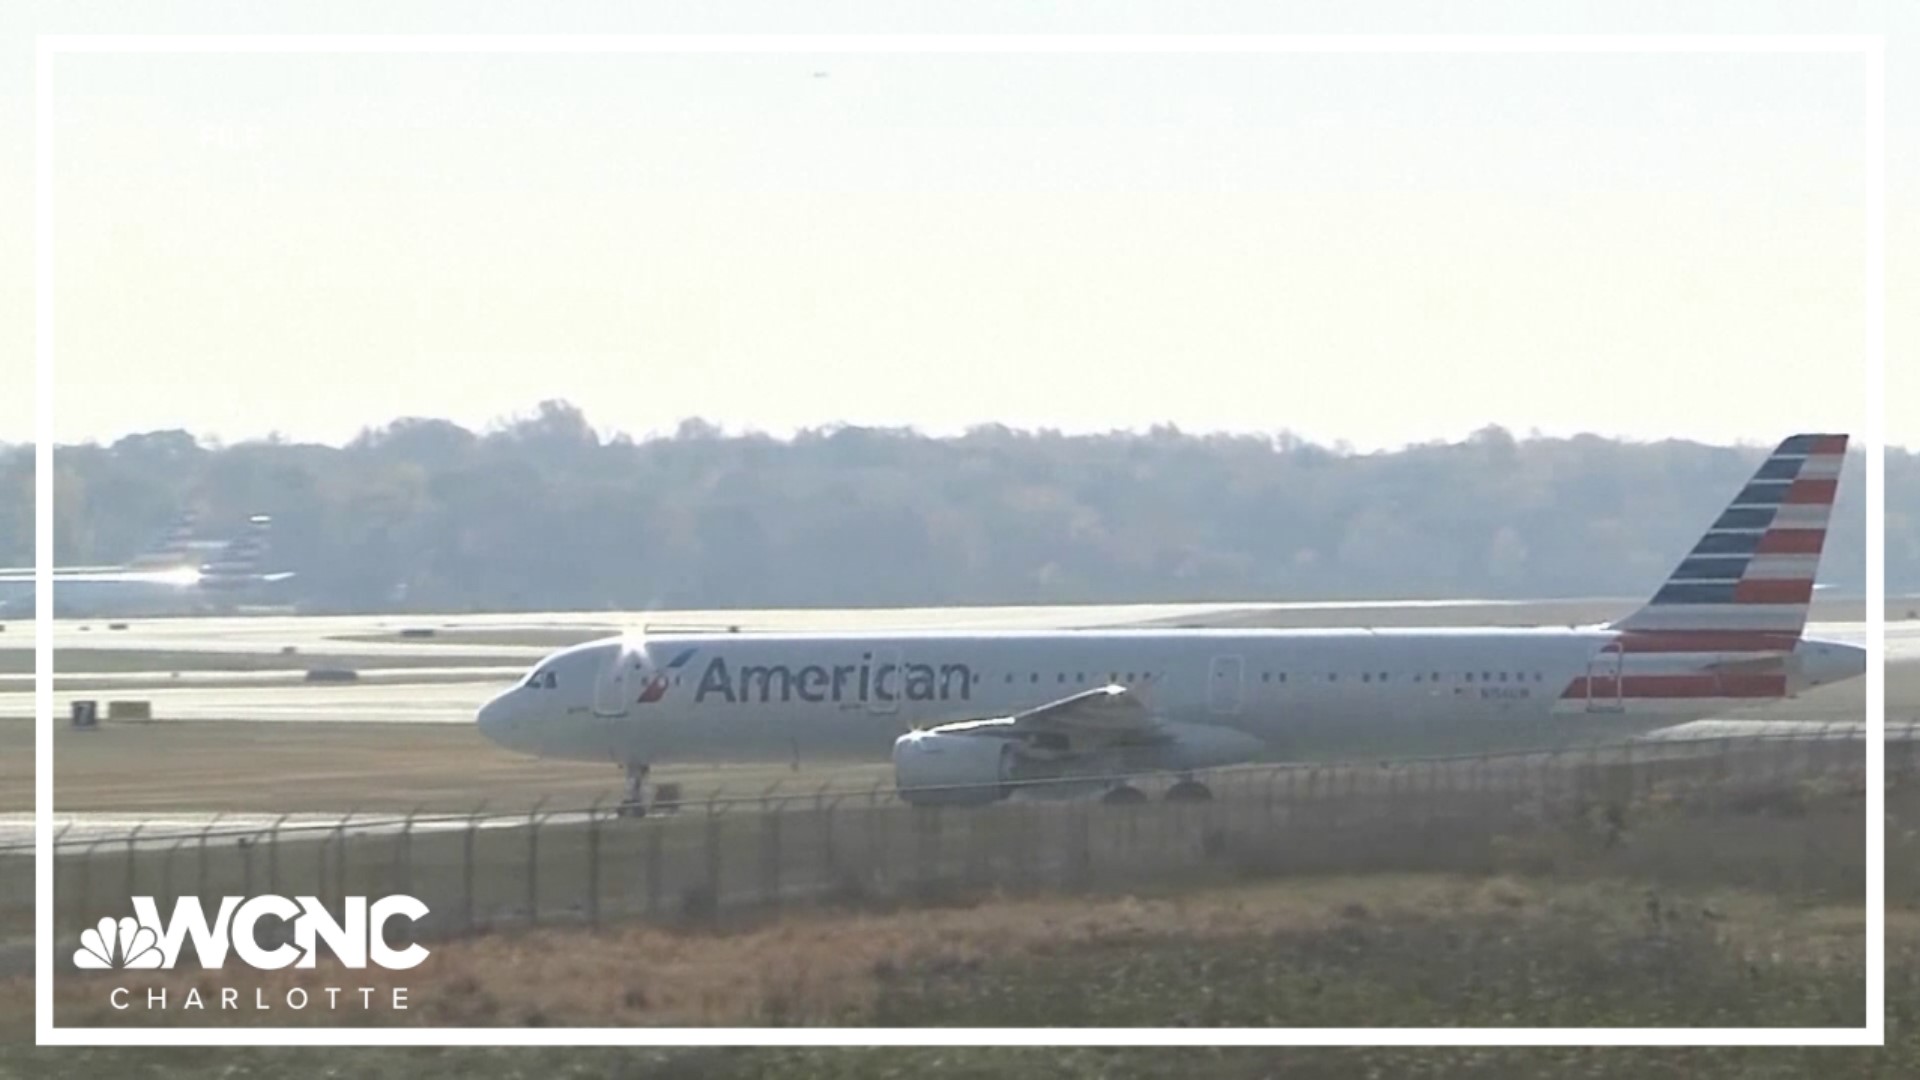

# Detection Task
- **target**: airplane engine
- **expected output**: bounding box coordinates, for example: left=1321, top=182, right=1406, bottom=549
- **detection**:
left=892, top=730, right=1015, bottom=806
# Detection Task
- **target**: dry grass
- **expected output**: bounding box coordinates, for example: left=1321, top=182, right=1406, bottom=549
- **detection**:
left=35, top=871, right=1871, bottom=1028
left=1, top=719, right=889, bottom=815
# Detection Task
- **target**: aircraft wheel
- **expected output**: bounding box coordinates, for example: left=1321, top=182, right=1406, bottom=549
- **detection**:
left=1164, top=779, right=1214, bottom=803
left=1101, top=784, right=1148, bottom=806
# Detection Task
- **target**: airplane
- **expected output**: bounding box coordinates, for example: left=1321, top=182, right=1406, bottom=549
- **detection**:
left=474, top=433, right=1867, bottom=814
left=0, top=513, right=295, bottom=617
left=0, top=509, right=203, bottom=578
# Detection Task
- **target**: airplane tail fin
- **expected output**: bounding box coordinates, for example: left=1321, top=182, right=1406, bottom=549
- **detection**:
left=198, top=514, right=275, bottom=582
left=1610, top=434, right=1847, bottom=643
left=124, top=509, right=200, bottom=570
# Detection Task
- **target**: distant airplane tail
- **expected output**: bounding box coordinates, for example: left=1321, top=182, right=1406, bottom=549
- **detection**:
left=1609, top=433, right=1847, bottom=645
left=123, top=509, right=201, bottom=570
left=197, top=514, right=289, bottom=587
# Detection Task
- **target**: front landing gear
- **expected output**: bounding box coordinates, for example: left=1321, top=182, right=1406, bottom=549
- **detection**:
left=617, top=763, right=651, bottom=818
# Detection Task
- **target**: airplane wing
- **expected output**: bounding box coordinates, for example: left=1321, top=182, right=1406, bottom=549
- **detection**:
left=929, top=685, right=1164, bottom=748
left=1009, top=684, right=1157, bottom=736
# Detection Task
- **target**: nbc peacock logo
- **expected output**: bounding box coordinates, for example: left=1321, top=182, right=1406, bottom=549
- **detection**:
left=74, top=916, right=164, bottom=970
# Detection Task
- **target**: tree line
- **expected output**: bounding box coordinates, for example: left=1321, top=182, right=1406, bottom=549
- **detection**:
left=0, top=402, right=1907, bottom=613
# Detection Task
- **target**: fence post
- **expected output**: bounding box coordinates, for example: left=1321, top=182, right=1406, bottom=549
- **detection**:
left=198, top=815, right=220, bottom=902
left=816, top=783, right=837, bottom=887
left=644, top=813, right=662, bottom=916
left=267, top=814, right=289, bottom=897
left=868, top=780, right=887, bottom=890
left=762, top=796, right=784, bottom=908
left=526, top=797, right=548, bottom=927
left=1078, top=799, right=1094, bottom=887
left=463, top=801, right=486, bottom=933
left=331, top=811, right=355, bottom=916
left=705, top=801, right=724, bottom=913
left=240, top=831, right=256, bottom=895
left=586, top=796, right=604, bottom=929
left=399, top=807, right=422, bottom=901
left=123, top=824, right=144, bottom=904
left=78, top=840, right=104, bottom=936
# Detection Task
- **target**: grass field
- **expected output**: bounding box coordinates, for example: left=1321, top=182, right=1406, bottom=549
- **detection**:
left=4, top=1044, right=1919, bottom=1080
left=25, top=873, right=1875, bottom=1029
left=0, top=720, right=892, bottom=816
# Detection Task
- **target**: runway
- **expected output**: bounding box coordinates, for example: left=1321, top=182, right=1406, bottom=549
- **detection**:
left=11, top=595, right=1543, bottom=657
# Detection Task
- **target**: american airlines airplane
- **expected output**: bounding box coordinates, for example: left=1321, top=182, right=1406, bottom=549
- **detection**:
left=475, top=434, right=1866, bottom=812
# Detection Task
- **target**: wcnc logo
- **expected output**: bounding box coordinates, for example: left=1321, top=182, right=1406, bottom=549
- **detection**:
left=74, top=895, right=430, bottom=971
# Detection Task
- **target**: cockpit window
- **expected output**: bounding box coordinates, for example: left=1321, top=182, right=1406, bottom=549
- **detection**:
left=523, top=669, right=558, bottom=690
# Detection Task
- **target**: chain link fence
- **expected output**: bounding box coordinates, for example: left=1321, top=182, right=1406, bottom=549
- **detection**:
left=5, top=725, right=1901, bottom=967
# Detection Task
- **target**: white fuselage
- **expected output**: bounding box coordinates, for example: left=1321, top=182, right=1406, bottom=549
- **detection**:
left=475, top=626, right=1862, bottom=767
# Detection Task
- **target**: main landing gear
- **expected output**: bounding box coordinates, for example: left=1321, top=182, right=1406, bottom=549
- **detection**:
left=1164, top=777, right=1215, bottom=803
left=1099, top=776, right=1216, bottom=805
left=617, top=762, right=650, bottom=818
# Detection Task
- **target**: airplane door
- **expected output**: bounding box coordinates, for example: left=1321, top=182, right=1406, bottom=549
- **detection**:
left=593, top=648, right=635, bottom=718
left=1208, top=655, right=1245, bottom=715
left=868, top=645, right=903, bottom=716
left=1585, top=643, right=1625, bottom=714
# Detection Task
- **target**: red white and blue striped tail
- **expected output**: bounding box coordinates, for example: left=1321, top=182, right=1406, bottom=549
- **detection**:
left=124, top=509, right=200, bottom=569
left=1609, top=433, right=1847, bottom=645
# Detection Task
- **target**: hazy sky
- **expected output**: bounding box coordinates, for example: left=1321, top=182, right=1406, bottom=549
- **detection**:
left=5, top=3, right=1913, bottom=451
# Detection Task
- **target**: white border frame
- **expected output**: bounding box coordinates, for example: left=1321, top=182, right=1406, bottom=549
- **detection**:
left=33, top=33, right=1886, bottom=1048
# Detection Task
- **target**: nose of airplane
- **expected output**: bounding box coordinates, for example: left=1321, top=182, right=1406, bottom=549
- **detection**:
left=475, top=690, right=516, bottom=746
